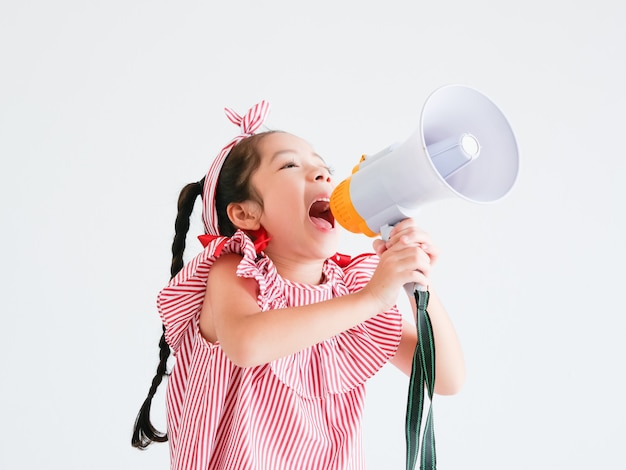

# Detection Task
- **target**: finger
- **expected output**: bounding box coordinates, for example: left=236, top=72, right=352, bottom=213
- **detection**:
left=387, top=218, right=417, bottom=238
left=421, top=243, right=439, bottom=264
left=372, top=239, right=386, bottom=256
left=388, top=225, right=432, bottom=248
left=387, top=233, right=431, bottom=254
left=396, top=246, right=432, bottom=279
left=390, top=251, right=430, bottom=285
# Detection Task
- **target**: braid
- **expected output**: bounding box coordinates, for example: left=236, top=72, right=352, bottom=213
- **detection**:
left=132, top=178, right=205, bottom=449
left=170, top=179, right=205, bottom=277
left=131, top=326, right=170, bottom=448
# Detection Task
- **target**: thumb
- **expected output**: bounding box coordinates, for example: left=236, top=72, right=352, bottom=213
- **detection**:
left=372, top=239, right=386, bottom=256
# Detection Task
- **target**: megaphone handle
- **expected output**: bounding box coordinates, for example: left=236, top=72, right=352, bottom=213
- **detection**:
left=380, top=224, right=428, bottom=294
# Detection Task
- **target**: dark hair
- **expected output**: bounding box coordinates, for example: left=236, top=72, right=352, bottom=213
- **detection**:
left=131, top=131, right=277, bottom=449
left=215, top=131, right=279, bottom=235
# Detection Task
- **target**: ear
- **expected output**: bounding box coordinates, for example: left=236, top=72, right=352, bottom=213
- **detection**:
left=226, top=201, right=262, bottom=231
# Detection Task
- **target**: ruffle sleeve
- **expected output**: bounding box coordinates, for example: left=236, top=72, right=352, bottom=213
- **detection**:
left=156, top=230, right=259, bottom=353
left=269, top=254, right=403, bottom=398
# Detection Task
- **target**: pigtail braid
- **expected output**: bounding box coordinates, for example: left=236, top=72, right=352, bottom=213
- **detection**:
left=132, top=178, right=205, bottom=449
left=170, top=178, right=205, bottom=277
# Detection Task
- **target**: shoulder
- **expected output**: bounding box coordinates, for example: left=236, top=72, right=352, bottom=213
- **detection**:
left=334, top=252, right=379, bottom=292
left=211, top=252, right=244, bottom=273
left=207, top=253, right=258, bottom=290
left=344, top=252, right=378, bottom=269
left=329, top=252, right=378, bottom=270
left=204, top=254, right=259, bottom=314
left=342, top=252, right=379, bottom=274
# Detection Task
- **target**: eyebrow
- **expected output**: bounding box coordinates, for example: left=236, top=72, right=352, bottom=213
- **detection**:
left=270, top=149, right=328, bottom=165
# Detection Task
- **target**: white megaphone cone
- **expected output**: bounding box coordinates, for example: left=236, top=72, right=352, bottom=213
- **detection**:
left=329, top=85, right=519, bottom=237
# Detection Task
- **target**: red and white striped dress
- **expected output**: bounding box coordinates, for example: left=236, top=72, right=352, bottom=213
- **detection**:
left=158, top=231, right=402, bottom=470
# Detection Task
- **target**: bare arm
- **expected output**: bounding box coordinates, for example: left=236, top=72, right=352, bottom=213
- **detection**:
left=389, top=289, right=466, bottom=395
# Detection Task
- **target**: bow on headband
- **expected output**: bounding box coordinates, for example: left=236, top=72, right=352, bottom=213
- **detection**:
left=201, top=101, right=271, bottom=235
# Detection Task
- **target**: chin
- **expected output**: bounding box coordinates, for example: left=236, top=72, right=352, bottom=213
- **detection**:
left=317, top=233, right=341, bottom=260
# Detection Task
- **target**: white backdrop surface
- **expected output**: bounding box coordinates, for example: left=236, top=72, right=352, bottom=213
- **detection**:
left=1, top=1, right=625, bottom=469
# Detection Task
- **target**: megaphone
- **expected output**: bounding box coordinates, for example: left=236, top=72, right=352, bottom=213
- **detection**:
left=330, top=85, right=519, bottom=237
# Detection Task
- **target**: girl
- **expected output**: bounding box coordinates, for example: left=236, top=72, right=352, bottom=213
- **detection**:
left=132, top=101, right=465, bottom=469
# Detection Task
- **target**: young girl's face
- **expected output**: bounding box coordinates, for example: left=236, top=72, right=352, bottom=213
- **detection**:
left=249, top=132, right=340, bottom=262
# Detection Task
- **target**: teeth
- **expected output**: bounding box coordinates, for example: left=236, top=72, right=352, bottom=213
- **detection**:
left=309, top=198, right=330, bottom=210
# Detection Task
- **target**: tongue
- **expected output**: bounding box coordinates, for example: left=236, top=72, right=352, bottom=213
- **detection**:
left=310, top=216, right=333, bottom=230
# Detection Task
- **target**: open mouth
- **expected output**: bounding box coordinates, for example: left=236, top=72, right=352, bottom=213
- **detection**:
left=308, top=198, right=335, bottom=230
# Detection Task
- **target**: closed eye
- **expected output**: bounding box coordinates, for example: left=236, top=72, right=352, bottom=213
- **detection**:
left=280, top=160, right=298, bottom=170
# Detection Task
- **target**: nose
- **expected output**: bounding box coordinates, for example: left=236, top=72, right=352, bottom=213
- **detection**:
left=315, top=173, right=331, bottom=183
left=312, top=167, right=332, bottom=183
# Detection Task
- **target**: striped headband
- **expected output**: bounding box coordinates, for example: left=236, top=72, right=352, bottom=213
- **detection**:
left=201, top=100, right=271, bottom=235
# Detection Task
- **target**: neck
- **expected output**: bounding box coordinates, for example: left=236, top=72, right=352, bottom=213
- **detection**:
left=265, top=252, right=326, bottom=285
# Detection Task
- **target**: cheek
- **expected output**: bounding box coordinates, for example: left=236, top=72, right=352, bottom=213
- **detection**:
left=253, top=178, right=305, bottom=222
left=266, top=197, right=301, bottom=220
left=257, top=193, right=285, bottom=220
left=268, top=184, right=298, bottom=207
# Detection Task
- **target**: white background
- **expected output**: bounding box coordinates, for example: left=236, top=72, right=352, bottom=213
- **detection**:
left=1, top=1, right=625, bottom=469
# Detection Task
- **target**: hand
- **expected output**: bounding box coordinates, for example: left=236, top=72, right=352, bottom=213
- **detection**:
left=373, top=218, right=439, bottom=265
left=365, top=219, right=439, bottom=310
